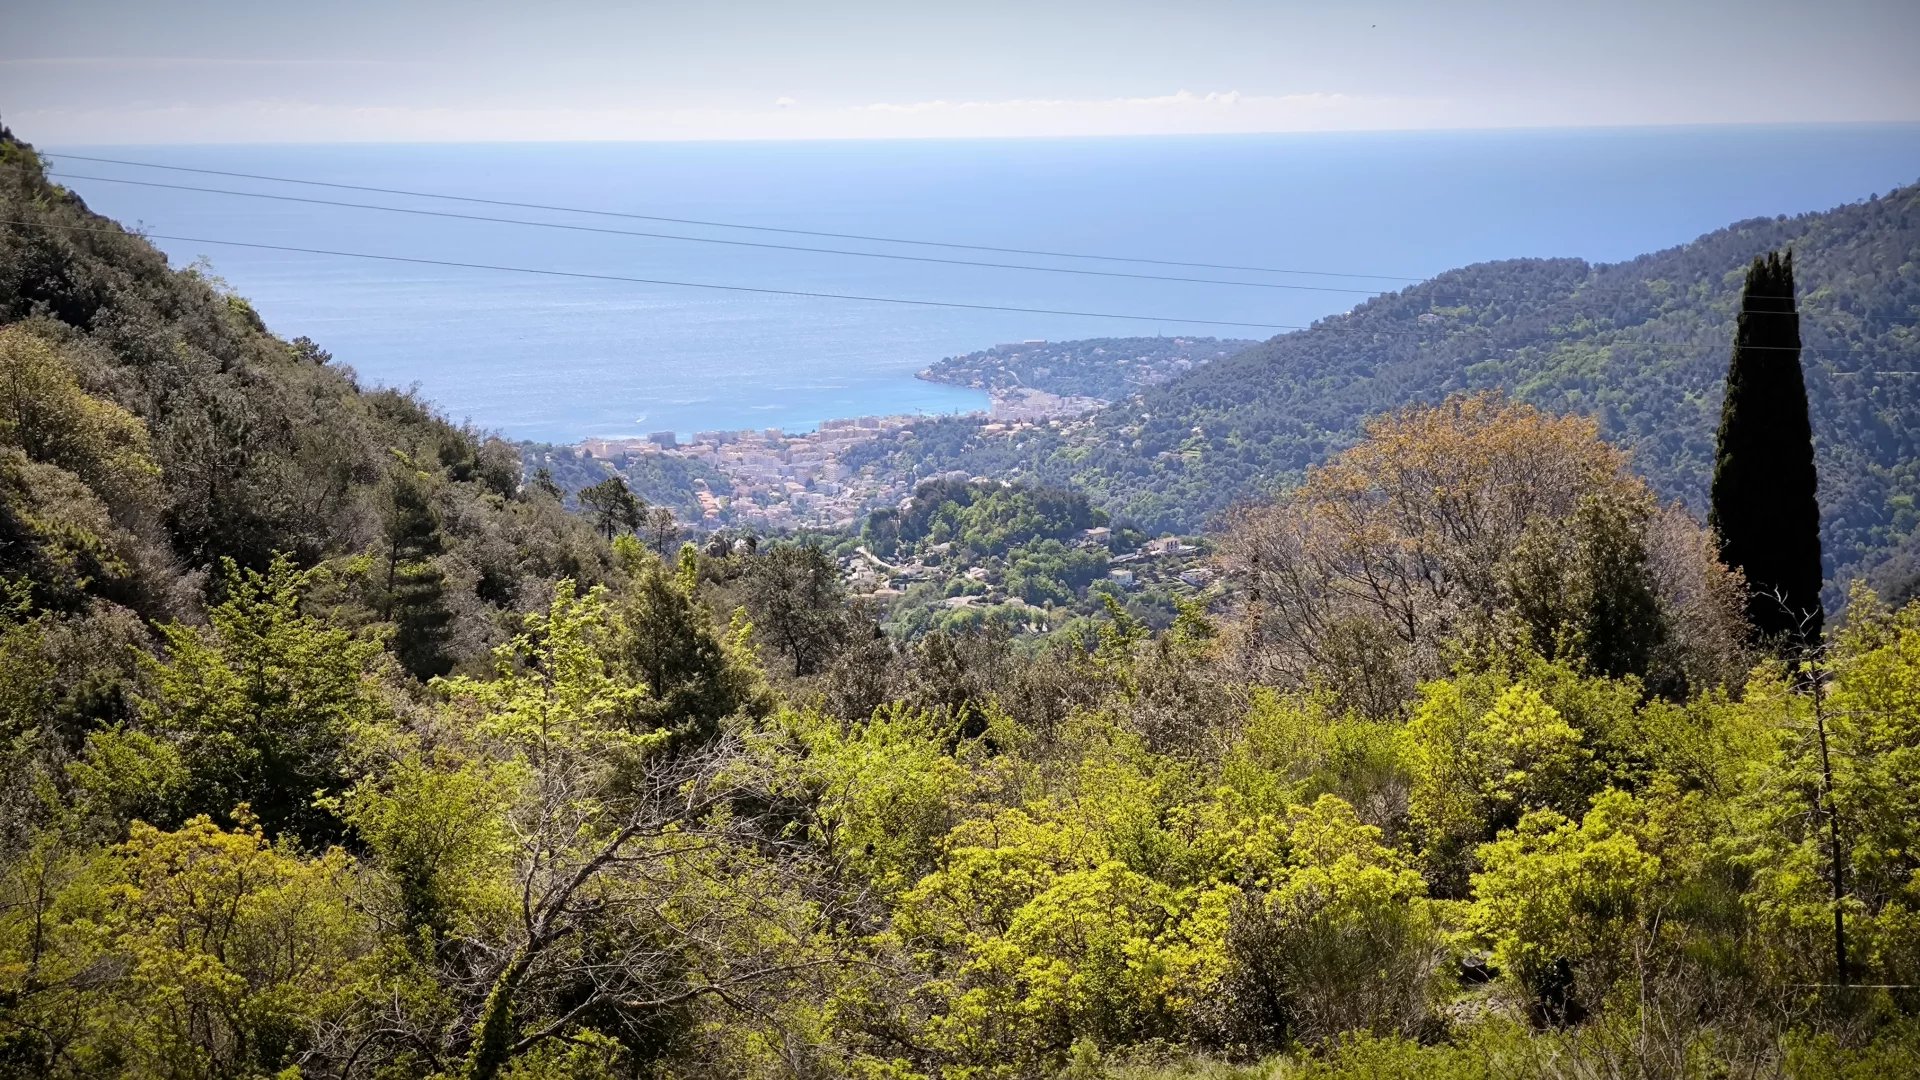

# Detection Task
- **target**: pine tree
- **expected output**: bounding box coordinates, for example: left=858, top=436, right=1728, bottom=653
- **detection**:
left=384, top=470, right=453, bottom=680
left=579, top=475, right=645, bottom=540
left=530, top=465, right=563, bottom=501
left=1709, top=251, right=1823, bottom=652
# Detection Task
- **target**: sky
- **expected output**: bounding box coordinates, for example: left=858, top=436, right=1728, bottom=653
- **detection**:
left=3, top=0, right=1918, bottom=143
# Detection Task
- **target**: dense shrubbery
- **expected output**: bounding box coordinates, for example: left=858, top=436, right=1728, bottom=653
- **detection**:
left=2, top=124, right=1917, bottom=1078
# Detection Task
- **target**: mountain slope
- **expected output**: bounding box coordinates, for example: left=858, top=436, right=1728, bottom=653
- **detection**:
left=849, top=181, right=1920, bottom=594
left=0, top=123, right=610, bottom=667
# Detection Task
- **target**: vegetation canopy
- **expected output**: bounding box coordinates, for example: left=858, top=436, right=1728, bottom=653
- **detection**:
left=0, top=125, right=1916, bottom=1079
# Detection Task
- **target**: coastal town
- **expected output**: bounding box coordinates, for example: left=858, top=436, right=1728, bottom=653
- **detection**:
left=580, top=414, right=925, bottom=531
left=581, top=408, right=1086, bottom=531
left=571, top=336, right=1253, bottom=532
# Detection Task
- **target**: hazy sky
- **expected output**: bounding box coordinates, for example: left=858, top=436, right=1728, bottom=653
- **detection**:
left=4, top=0, right=1918, bottom=143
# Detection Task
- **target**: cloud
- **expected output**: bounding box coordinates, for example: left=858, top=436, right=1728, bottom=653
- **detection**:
left=13, top=93, right=1435, bottom=143
left=0, top=56, right=409, bottom=68
left=31, top=83, right=1889, bottom=144
left=859, top=88, right=1266, bottom=113
left=836, top=88, right=1443, bottom=137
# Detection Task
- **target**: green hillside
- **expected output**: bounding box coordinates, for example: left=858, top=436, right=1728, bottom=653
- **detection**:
left=918, top=335, right=1255, bottom=401
left=0, top=124, right=613, bottom=675
left=848, top=183, right=1920, bottom=595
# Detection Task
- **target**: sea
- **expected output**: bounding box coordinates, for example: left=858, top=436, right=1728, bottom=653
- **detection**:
left=44, top=125, right=1920, bottom=443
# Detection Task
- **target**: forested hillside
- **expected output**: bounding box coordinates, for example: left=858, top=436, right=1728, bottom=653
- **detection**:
left=3, top=121, right=1919, bottom=1080
left=850, top=184, right=1920, bottom=597
left=520, top=440, right=726, bottom=524
left=918, top=336, right=1254, bottom=401
left=845, top=477, right=1206, bottom=638
left=0, top=125, right=616, bottom=675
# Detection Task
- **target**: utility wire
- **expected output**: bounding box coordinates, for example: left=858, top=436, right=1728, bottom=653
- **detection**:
left=37, top=162, right=1920, bottom=323
left=2, top=216, right=1882, bottom=355
left=39, top=150, right=1421, bottom=282
left=43, top=171, right=1383, bottom=296
left=0, top=218, right=1301, bottom=331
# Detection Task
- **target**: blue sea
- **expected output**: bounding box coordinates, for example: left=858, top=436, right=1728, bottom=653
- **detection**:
left=46, top=126, right=1920, bottom=442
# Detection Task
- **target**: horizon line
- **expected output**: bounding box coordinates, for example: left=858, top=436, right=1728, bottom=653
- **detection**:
left=33, top=118, right=1920, bottom=149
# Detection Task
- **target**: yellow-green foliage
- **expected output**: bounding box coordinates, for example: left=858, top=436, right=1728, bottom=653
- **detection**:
left=119, top=554, right=389, bottom=842
left=440, top=578, right=652, bottom=749
left=340, top=751, right=522, bottom=939
left=0, top=324, right=158, bottom=505
left=1469, top=790, right=1667, bottom=997
left=0, top=814, right=367, bottom=1079
left=1221, top=688, right=1402, bottom=818
left=13, top=570, right=1920, bottom=1077
left=1404, top=665, right=1615, bottom=891
left=782, top=702, right=982, bottom=896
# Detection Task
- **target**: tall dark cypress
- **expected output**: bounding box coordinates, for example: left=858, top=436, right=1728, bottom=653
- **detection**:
left=384, top=470, right=453, bottom=680
left=1709, top=251, right=1824, bottom=651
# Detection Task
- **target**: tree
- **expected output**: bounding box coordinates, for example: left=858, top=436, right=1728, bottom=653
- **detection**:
left=530, top=465, right=564, bottom=501
left=741, top=545, right=852, bottom=677
left=1710, top=251, right=1823, bottom=653
left=1222, top=394, right=1723, bottom=714
left=578, top=476, right=644, bottom=541
left=861, top=507, right=902, bottom=559
left=645, top=504, right=678, bottom=556
left=612, top=555, right=764, bottom=742
left=0, top=813, right=368, bottom=1080
left=383, top=466, right=453, bottom=681
left=1734, top=590, right=1920, bottom=993
left=0, top=323, right=159, bottom=507
left=0, top=448, right=141, bottom=614
left=1222, top=797, right=1441, bottom=1047
left=1406, top=680, right=1590, bottom=893
left=340, top=750, right=516, bottom=941
left=127, top=555, right=387, bottom=843
left=1507, top=491, right=1668, bottom=686
left=1469, top=791, right=1667, bottom=1024
left=0, top=325, right=160, bottom=612
left=423, top=582, right=838, bottom=1080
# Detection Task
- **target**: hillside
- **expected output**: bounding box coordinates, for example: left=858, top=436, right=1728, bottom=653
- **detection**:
left=817, top=476, right=1213, bottom=638
left=0, top=124, right=613, bottom=678
left=518, top=439, right=728, bottom=523
left=917, top=335, right=1254, bottom=402
left=849, top=183, right=1920, bottom=596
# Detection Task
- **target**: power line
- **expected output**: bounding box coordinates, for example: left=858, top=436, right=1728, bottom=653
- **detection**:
left=41, top=151, right=1423, bottom=282
left=37, top=161, right=1920, bottom=324
left=42, top=171, right=1385, bottom=296
left=0, top=218, right=1301, bottom=331
left=2, top=216, right=1878, bottom=356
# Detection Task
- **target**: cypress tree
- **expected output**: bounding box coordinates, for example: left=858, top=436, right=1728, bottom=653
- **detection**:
left=1709, top=251, right=1824, bottom=651
left=384, top=470, right=453, bottom=680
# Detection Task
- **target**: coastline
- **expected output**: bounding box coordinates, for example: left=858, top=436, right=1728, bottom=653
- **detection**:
left=564, top=334, right=1257, bottom=533
left=575, top=385, right=1100, bottom=533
